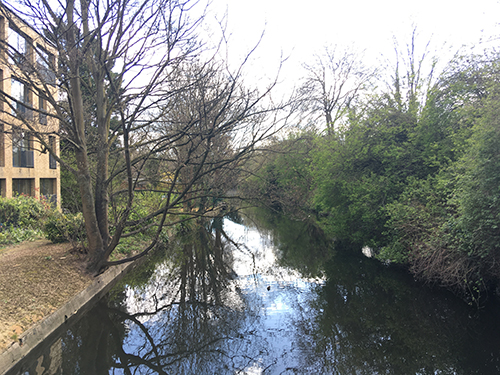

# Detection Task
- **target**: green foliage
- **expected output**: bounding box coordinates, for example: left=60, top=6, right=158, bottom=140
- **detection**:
left=375, top=54, right=500, bottom=301
left=112, top=233, right=152, bottom=258
left=59, top=140, right=83, bottom=214
left=110, top=191, right=163, bottom=237
left=311, top=92, right=425, bottom=248
left=43, top=212, right=86, bottom=244
left=0, top=196, right=52, bottom=247
left=241, top=131, right=316, bottom=219
left=450, top=82, right=500, bottom=278
left=379, top=176, right=449, bottom=258
left=0, top=195, right=49, bottom=228
left=241, top=50, right=500, bottom=302
left=0, top=227, right=44, bottom=246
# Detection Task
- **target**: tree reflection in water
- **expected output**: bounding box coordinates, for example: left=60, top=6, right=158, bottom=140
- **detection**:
left=286, top=251, right=500, bottom=375
left=49, top=213, right=329, bottom=375
left=12, top=212, right=500, bottom=375
left=106, top=217, right=265, bottom=374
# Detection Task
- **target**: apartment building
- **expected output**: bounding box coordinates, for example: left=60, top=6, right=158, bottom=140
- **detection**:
left=0, top=5, right=60, bottom=207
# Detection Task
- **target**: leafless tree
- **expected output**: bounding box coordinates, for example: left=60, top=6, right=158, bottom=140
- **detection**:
left=0, top=0, right=289, bottom=273
left=299, top=45, right=377, bottom=134
left=390, top=27, right=438, bottom=115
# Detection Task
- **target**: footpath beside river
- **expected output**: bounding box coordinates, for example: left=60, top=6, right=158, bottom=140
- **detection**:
left=0, top=240, right=136, bottom=374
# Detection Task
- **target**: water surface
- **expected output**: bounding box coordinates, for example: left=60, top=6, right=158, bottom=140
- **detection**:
left=9, top=214, right=500, bottom=374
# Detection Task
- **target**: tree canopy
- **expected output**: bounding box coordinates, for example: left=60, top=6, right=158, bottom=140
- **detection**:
left=245, top=44, right=500, bottom=303
left=0, top=0, right=290, bottom=273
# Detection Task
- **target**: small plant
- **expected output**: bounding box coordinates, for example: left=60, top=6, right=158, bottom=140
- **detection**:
left=111, top=234, right=145, bottom=259
left=0, top=226, right=44, bottom=247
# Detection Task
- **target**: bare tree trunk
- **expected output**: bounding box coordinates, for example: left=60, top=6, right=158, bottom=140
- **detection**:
left=67, top=0, right=105, bottom=271
left=95, top=148, right=110, bottom=246
left=75, top=147, right=106, bottom=269
left=95, top=75, right=111, bottom=246
left=325, top=108, right=333, bottom=135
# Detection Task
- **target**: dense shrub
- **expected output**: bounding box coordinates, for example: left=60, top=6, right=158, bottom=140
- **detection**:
left=0, top=226, right=44, bottom=246
left=0, top=196, right=86, bottom=248
left=0, top=195, right=48, bottom=229
left=43, top=212, right=86, bottom=244
left=0, top=195, right=51, bottom=246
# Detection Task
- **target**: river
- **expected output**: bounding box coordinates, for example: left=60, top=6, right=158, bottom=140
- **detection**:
left=7, top=211, right=500, bottom=374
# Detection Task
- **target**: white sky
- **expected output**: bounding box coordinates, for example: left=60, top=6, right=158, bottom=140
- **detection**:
left=205, top=0, right=500, bottom=89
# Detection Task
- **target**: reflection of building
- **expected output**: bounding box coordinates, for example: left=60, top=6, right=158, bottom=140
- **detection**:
left=0, top=5, right=60, bottom=206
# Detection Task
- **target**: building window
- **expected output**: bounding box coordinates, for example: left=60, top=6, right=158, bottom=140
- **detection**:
left=11, top=78, right=30, bottom=117
left=12, top=131, right=34, bottom=168
left=0, top=179, right=5, bottom=197
left=12, top=178, right=34, bottom=197
left=8, top=26, right=28, bottom=64
left=40, top=178, right=57, bottom=205
left=36, top=47, right=49, bottom=68
left=36, top=46, right=56, bottom=84
left=39, top=96, right=47, bottom=125
left=49, top=135, right=57, bottom=169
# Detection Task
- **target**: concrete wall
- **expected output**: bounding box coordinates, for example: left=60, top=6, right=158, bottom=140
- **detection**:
left=0, top=261, right=136, bottom=375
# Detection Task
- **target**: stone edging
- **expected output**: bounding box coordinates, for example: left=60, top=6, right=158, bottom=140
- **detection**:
left=0, top=261, right=136, bottom=374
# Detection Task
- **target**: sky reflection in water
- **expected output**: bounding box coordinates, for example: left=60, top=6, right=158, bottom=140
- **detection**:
left=9, top=214, right=500, bottom=374
left=120, top=218, right=326, bottom=374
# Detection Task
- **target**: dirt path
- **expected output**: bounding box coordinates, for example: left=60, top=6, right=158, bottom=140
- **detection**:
left=0, top=240, right=92, bottom=353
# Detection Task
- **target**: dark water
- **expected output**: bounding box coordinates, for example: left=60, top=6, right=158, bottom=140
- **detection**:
left=8, top=213, right=500, bottom=374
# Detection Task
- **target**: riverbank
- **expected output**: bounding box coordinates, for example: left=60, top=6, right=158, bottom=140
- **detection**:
left=0, top=240, right=92, bottom=353
left=0, top=240, right=141, bottom=374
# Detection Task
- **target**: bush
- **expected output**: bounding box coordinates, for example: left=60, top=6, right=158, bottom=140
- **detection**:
left=0, top=195, right=51, bottom=247
left=0, top=195, right=48, bottom=229
left=44, top=212, right=86, bottom=244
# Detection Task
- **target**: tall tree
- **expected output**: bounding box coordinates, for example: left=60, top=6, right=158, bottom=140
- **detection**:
left=311, top=34, right=439, bottom=249
left=299, top=45, right=377, bottom=133
left=0, top=0, right=287, bottom=272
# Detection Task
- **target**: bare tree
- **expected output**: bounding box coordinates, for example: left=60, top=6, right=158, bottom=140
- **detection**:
left=0, top=0, right=287, bottom=273
left=299, top=45, right=377, bottom=134
left=390, top=28, right=437, bottom=115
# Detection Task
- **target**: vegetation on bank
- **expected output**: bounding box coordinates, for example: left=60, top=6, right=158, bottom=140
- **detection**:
left=243, top=51, right=500, bottom=304
left=0, top=195, right=86, bottom=249
left=0, top=193, right=183, bottom=261
left=0, top=195, right=49, bottom=246
left=1, top=0, right=497, bottom=306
